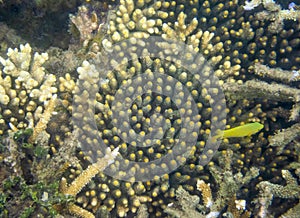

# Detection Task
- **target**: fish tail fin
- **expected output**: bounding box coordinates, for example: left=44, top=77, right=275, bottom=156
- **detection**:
left=211, top=130, right=223, bottom=142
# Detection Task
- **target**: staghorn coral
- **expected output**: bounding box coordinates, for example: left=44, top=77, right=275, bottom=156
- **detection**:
left=268, top=123, right=300, bottom=154
left=253, top=63, right=300, bottom=84
left=59, top=147, right=119, bottom=218
left=223, top=79, right=300, bottom=103
left=28, top=94, right=57, bottom=144
left=164, top=185, right=203, bottom=218
left=255, top=170, right=300, bottom=218
left=206, top=149, right=258, bottom=217
left=244, top=0, right=300, bottom=34
left=164, top=149, right=257, bottom=217
left=223, top=61, right=300, bottom=122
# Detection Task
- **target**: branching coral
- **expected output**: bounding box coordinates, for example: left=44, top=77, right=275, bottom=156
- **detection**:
left=164, top=185, right=203, bottom=218
left=59, top=147, right=119, bottom=218
left=223, top=79, right=300, bottom=103
left=253, top=63, right=300, bottom=84
left=0, top=43, right=57, bottom=135
left=255, top=170, right=300, bottom=217
left=223, top=62, right=300, bottom=122
left=244, top=0, right=300, bottom=33
left=268, top=123, right=300, bottom=154
left=69, top=5, right=104, bottom=47
left=164, top=149, right=258, bottom=217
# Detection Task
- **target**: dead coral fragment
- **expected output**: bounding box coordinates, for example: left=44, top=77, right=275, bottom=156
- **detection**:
left=243, top=0, right=280, bottom=11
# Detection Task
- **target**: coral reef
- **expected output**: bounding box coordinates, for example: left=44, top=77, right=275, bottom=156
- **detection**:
left=0, top=0, right=299, bottom=217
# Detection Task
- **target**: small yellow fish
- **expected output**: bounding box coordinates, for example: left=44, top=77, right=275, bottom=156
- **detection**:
left=214, top=122, right=264, bottom=139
